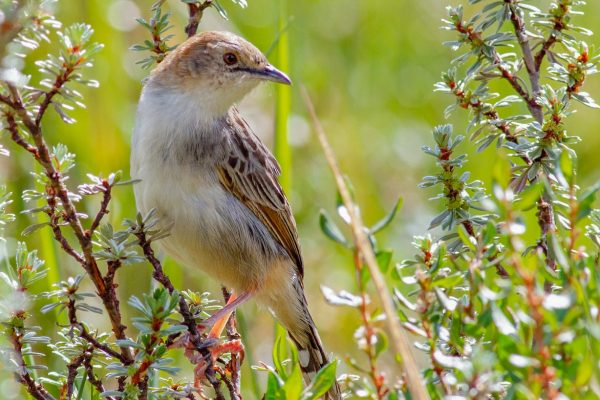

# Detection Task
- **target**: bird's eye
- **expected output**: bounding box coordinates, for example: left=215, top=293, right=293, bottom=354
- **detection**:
left=223, top=53, right=238, bottom=66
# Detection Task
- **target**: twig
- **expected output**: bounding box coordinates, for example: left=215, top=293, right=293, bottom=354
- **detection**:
left=67, top=296, right=129, bottom=364
left=66, top=354, right=85, bottom=399
left=3, top=83, right=131, bottom=359
left=534, top=1, right=567, bottom=71
left=507, top=2, right=541, bottom=111
left=83, top=354, right=107, bottom=396
left=10, top=330, right=56, bottom=400
left=222, top=287, right=243, bottom=400
left=352, top=249, right=387, bottom=399
left=301, top=87, right=429, bottom=400
left=453, top=18, right=542, bottom=123
left=185, top=1, right=213, bottom=38
left=134, top=227, right=225, bottom=399
left=89, top=181, right=112, bottom=235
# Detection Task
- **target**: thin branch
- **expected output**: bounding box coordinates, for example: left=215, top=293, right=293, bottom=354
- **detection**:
left=134, top=227, right=225, bottom=398
left=222, top=287, right=242, bottom=400
left=507, top=2, right=540, bottom=96
left=4, top=112, right=37, bottom=155
left=67, top=296, right=129, bottom=364
left=89, top=181, right=112, bottom=235
left=534, top=2, right=568, bottom=70
left=352, top=249, right=388, bottom=399
left=3, top=83, right=131, bottom=358
left=66, top=354, right=85, bottom=399
left=535, top=35, right=558, bottom=70
left=184, top=1, right=213, bottom=38
left=10, top=330, right=56, bottom=400
left=453, top=18, right=542, bottom=123
left=302, top=87, right=430, bottom=400
left=83, top=354, right=108, bottom=397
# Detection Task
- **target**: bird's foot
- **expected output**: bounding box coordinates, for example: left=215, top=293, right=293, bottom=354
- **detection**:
left=191, top=338, right=245, bottom=389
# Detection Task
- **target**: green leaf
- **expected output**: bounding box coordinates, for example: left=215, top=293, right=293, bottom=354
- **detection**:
left=577, top=180, right=600, bottom=222
left=514, top=182, right=543, bottom=211
left=559, top=149, right=576, bottom=185
left=431, top=272, right=464, bottom=288
left=370, top=197, right=403, bottom=233
left=376, top=250, right=393, bottom=273
left=265, top=370, right=285, bottom=400
left=273, top=324, right=290, bottom=379
left=374, top=331, right=388, bottom=358
left=300, top=360, right=338, bottom=400
left=281, top=365, right=303, bottom=399
left=319, top=210, right=350, bottom=248
left=457, top=224, right=476, bottom=251
left=22, top=222, right=50, bottom=236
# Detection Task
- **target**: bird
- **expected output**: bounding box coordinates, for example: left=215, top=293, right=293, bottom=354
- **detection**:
left=130, top=31, right=342, bottom=398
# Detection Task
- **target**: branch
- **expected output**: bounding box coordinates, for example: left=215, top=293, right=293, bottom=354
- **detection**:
left=134, top=226, right=226, bottom=399
left=66, top=355, right=85, bottom=399
left=67, top=296, right=129, bottom=364
left=534, top=1, right=568, bottom=70
left=507, top=3, right=540, bottom=96
left=3, top=82, right=132, bottom=362
left=89, top=181, right=112, bottom=234
left=302, top=87, right=430, bottom=400
left=535, top=35, right=558, bottom=70
left=184, top=1, right=213, bottom=38
left=83, top=354, right=107, bottom=396
left=352, top=249, right=388, bottom=399
left=10, top=330, right=56, bottom=400
left=4, top=111, right=38, bottom=156
left=222, top=287, right=242, bottom=400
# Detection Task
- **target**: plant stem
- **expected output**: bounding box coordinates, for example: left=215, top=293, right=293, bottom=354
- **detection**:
left=302, top=87, right=429, bottom=400
left=274, top=0, right=292, bottom=194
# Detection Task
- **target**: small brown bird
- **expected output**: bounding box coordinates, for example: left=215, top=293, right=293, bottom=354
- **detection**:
left=131, top=31, right=341, bottom=398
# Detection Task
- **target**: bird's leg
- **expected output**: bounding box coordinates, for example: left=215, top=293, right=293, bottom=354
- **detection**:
left=201, top=291, right=252, bottom=336
left=189, top=292, right=248, bottom=390
left=172, top=291, right=249, bottom=389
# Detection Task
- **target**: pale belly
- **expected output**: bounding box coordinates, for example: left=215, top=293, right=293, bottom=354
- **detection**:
left=132, top=163, right=285, bottom=293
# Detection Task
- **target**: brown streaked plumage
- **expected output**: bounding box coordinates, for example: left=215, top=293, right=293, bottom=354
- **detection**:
left=131, top=31, right=341, bottom=399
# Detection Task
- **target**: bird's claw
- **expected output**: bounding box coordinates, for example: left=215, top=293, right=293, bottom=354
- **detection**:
left=171, top=330, right=245, bottom=389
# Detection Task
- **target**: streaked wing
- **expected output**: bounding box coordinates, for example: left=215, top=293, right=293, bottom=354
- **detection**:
left=216, top=108, right=304, bottom=276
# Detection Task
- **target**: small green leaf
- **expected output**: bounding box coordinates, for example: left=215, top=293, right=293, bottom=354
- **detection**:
left=559, top=149, right=575, bottom=185
left=376, top=250, right=393, bottom=273
left=272, top=324, right=290, bottom=378
left=370, top=198, right=403, bottom=234
left=300, top=360, right=338, bottom=400
left=22, top=222, right=50, bottom=236
left=374, top=331, right=388, bottom=358
left=318, top=210, right=350, bottom=248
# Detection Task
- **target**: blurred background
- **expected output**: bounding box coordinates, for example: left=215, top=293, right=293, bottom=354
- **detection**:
left=1, top=0, right=599, bottom=397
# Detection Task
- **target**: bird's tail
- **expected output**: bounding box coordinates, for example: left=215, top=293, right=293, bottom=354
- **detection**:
left=280, top=280, right=343, bottom=400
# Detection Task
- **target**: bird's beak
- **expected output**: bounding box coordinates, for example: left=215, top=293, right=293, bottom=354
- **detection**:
left=256, top=64, right=292, bottom=85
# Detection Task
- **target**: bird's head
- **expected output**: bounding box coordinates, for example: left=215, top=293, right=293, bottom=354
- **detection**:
left=147, top=31, right=291, bottom=115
